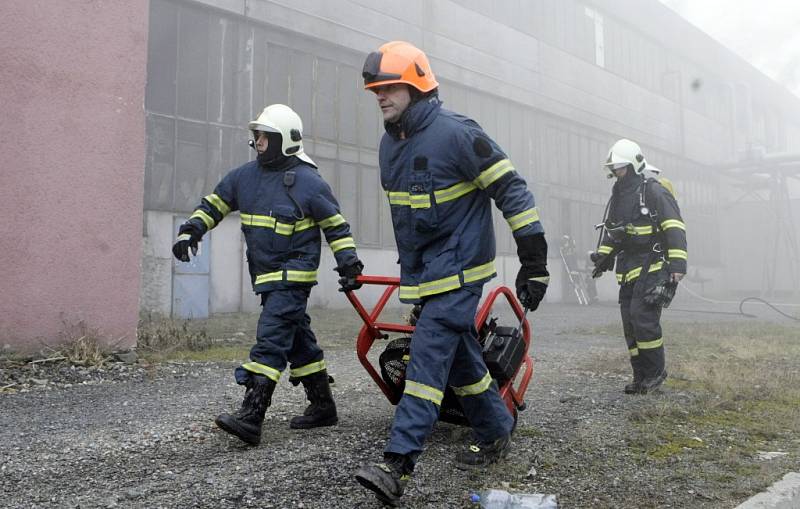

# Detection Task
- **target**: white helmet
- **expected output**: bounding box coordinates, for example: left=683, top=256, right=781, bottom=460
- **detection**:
left=604, top=138, right=646, bottom=176
left=249, top=104, right=315, bottom=166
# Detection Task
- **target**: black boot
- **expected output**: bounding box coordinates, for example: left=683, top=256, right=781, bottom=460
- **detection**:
left=638, top=369, right=668, bottom=394
left=215, top=375, right=276, bottom=445
left=290, top=370, right=338, bottom=429
left=455, top=434, right=511, bottom=470
left=624, top=356, right=644, bottom=394
left=355, top=453, right=413, bottom=507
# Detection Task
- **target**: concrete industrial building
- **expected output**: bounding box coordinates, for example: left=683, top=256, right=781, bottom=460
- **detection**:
left=2, top=0, right=799, bottom=349
left=140, top=0, right=800, bottom=319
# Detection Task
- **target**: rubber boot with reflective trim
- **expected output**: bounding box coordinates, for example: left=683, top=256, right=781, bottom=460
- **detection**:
left=624, top=357, right=644, bottom=394
left=355, top=453, right=413, bottom=507
left=638, top=369, right=667, bottom=394
left=290, top=370, right=338, bottom=429
left=215, top=375, right=276, bottom=445
left=455, top=434, right=511, bottom=470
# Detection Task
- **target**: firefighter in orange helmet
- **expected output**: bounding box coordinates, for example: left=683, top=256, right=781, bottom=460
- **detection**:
left=354, top=41, right=549, bottom=506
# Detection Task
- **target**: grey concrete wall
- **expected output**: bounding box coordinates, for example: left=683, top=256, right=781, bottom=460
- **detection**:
left=142, top=0, right=800, bottom=316
left=1, top=1, right=149, bottom=351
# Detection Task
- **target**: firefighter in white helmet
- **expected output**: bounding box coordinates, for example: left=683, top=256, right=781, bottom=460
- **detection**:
left=172, top=104, right=363, bottom=445
left=591, top=138, right=687, bottom=394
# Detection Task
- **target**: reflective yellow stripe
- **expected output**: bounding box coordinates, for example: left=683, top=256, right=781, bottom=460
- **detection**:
left=294, top=218, right=316, bottom=232
left=318, top=214, right=345, bottom=229
left=629, top=347, right=639, bottom=357
left=637, top=338, right=664, bottom=350
left=404, top=380, right=444, bottom=405
left=660, top=219, right=686, bottom=231
left=255, top=270, right=318, bottom=285
left=241, top=361, right=281, bottom=382
left=621, top=261, right=663, bottom=284
left=255, top=271, right=284, bottom=284
left=400, top=261, right=499, bottom=300
left=388, top=180, right=480, bottom=209
left=274, top=221, right=294, bottom=236
left=462, top=260, right=496, bottom=283
left=290, top=360, right=326, bottom=378
left=387, top=191, right=411, bottom=206
left=434, top=181, right=477, bottom=204
left=625, top=266, right=643, bottom=282
left=286, top=270, right=317, bottom=283
left=399, top=285, right=420, bottom=301
left=241, top=213, right=316, bottom=235
left=330, top=236, right=356, bottom=253
left=598, top=245, right=614, bottom=255
left=452, top=371, right=492, bottom=397
left=507, top=207, right=540, bottom=231
left=409, top=193, right=431, bottom=209
left=668, top=249, right=687, bottom=260
left=530, top=276, right=550, bottom=285
left=474, top=159, right=513, bottom=189
left=240, top=213, right=276, bottom=228
left=205, top=193, right=230, bottom=216
left=625, top=224, right=653, bottom=235
left=190, top=210, right=215, bottom=229
left=176, top=233, right=192, bottom=242
left=419, top=275, right=461, bottom=297
left=256, top=270, right=317, bottom=285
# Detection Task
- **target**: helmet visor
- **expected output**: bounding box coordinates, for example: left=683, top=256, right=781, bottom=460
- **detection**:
left=249, top=123, right=280, bottom=134
left=362, top=51, right=402, bottom=87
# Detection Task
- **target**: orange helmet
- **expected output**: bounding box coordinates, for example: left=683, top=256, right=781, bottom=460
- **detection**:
left=362, top=41, right=439, bottom=93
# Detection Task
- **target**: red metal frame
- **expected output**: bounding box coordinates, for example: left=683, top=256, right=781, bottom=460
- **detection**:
left=345, top=275, right=534, bottom=415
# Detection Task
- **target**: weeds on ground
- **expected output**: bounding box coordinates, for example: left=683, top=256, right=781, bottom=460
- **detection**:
left=137, top=313, right=212, bottom=355
left=45, top=320, right=112, bottom=367
left=136, top=313, right=254, bottom=362
left=592, top=321, right=800, bottom=495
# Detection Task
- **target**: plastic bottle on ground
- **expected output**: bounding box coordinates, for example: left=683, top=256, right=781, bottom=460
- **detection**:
left=471, top=488, right=558, bottom=508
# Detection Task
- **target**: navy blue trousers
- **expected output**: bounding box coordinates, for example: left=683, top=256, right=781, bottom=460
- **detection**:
left=619, top=266, right=667, bottom=378
left=385, top=287, right=514, bottom=458
left=235, top=287, right=324, bottom=385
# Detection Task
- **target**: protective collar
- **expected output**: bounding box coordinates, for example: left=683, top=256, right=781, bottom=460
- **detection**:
left=384, top=94, right=441, bottom=139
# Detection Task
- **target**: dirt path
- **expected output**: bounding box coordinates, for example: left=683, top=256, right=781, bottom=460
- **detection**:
left=1, top=302, right=793, bottom=508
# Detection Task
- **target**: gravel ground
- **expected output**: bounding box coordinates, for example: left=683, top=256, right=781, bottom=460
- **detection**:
left=1, top=300, right=796, bottom=509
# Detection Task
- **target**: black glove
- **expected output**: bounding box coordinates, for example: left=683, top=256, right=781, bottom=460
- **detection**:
left=408, top=304, right=422, bottom=326
left=336, top=260, right=364, bottom=292
left=515, top=233, right=549, bottom=311
left=516, top=271, right=548, bottom=311
left=172, top=230, right=200, bottom=262
left=590, top=252, right=615, bottom=278
left=643, top=280, right=678, bottom=308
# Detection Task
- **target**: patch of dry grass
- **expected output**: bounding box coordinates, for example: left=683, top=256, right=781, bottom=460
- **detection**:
left=667, top=322, right=800, bottom=404
left=586, top=320, right=800, bottom=468
left=40, top=320, right=114, bottom=367
left=137, top=313, right=212, bottom=356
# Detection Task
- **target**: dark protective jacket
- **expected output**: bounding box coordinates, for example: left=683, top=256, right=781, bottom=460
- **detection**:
left=597, top=172, right=687, bottom=285
left=379, top=96, right=544, bottom=303
left=179, top=156, right=359, bottom=293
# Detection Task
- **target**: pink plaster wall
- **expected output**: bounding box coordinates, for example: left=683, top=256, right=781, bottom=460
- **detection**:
left=0, top=1, right=149, bottom=352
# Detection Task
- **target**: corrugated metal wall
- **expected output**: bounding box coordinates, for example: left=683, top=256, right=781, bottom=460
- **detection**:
left=141, top=0, right=800, bottom=314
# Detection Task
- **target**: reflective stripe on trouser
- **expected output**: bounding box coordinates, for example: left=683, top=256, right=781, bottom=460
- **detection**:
left=385, top=287, right=514, bottom=457
left=234, top=287, right=323, bottom=385
left=618, top=266, right=667, bottom=378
